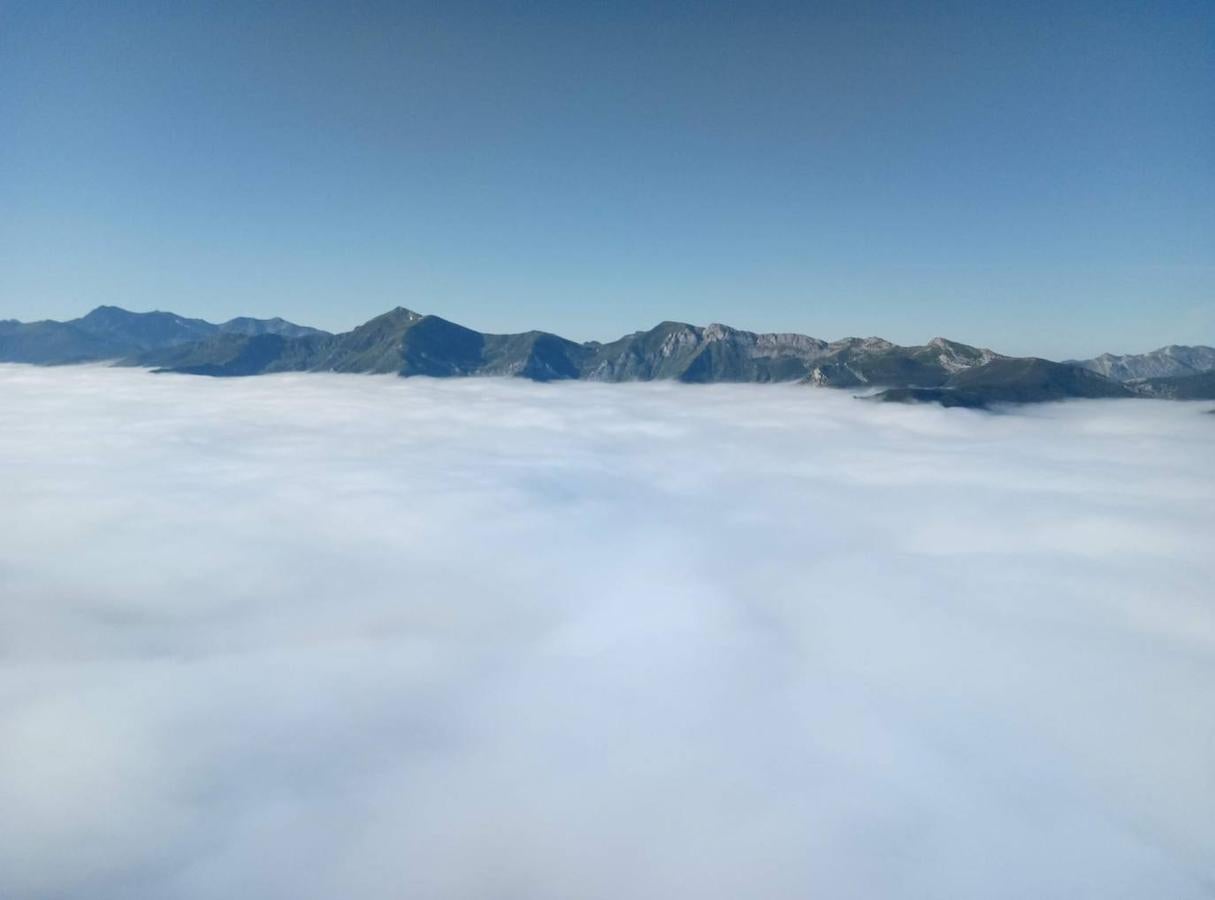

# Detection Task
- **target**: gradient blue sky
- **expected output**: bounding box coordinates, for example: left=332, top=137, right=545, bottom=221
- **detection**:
left=2, top=0, right=1211, bottom=356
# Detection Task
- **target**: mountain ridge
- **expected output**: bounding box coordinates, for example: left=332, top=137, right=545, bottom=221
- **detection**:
left=3, top=306, right=1213, bottom=406
left=1068, top=345, right=1215, bottom=381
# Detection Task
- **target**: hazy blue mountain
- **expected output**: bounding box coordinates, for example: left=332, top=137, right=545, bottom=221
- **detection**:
left=0, top=306, right=329, bottom=365
left=217, top=316, right=329, bottom=339
left=0, top=318, right=128, bottom=364
left=69, top=305, right=218, bottom=349
left=1070, top=345, right=1215, bottom=381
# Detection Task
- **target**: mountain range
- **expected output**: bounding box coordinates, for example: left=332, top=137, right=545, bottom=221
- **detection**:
left=2, top=306, right=1213, bottom=407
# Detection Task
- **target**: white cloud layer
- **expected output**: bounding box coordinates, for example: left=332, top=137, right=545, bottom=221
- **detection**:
left=1, top=364, right=1213, bottom=899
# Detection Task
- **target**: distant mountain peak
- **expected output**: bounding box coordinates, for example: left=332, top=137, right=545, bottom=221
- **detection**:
left=218, top=315, right=329, bottom=339
left=928, top=336, right=965, bottom=349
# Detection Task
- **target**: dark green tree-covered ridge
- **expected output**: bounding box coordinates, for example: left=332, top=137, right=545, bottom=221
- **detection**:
left=2, top=305, right=1214, bottom=405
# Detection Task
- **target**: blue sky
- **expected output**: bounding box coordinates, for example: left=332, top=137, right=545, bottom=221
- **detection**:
left=1, top=0, right=1211, bottom=357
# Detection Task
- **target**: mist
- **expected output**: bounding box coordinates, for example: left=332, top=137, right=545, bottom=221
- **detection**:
left=1, top=364, right=1213, bottom=899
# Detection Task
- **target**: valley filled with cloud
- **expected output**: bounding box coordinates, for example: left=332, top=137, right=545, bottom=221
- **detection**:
left=1, top=364, right=1213, bottom=899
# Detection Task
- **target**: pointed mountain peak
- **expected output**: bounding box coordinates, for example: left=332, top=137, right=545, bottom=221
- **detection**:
left=81, top=304, right=134, bottom=318
left=378, top=306, right=426, bottom=323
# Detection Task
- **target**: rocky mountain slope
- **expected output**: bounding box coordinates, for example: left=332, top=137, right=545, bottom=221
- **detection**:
left=1070, top=345, right=1215, bottom=381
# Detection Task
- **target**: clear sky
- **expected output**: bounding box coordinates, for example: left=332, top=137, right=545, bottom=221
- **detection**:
left=1, top=0, right=1211, bottom=357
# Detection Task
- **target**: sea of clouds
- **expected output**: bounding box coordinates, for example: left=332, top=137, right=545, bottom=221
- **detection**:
left=0, top=363, right=1213, bottom=899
